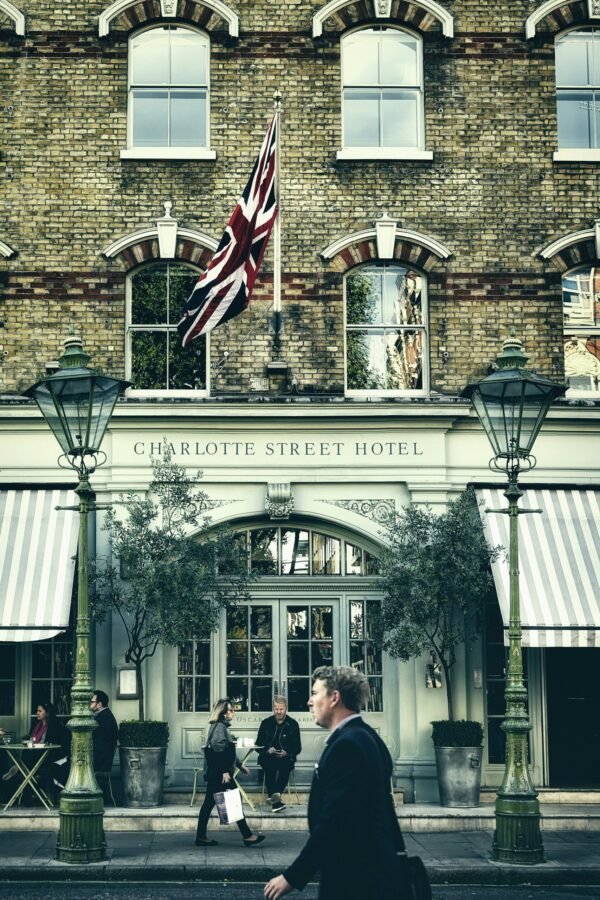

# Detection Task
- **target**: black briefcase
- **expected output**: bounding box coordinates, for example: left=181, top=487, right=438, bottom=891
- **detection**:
left=396, top=852, right=432, bottom=900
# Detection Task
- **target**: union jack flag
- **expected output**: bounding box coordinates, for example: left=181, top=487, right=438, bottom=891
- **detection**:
left=178, top=116, right=278, bottom=345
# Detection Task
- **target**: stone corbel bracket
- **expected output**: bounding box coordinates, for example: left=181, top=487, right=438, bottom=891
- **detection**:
left=0, top=239, right=16, bottom=259
left=266, top=483, right=294, bottom=520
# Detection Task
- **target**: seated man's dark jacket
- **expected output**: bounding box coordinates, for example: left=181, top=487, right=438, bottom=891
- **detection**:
left=283, top=717, right=403, bottom=900
left=256, top=714, right=301, bottom=766
left=92, top=706, right=119, bottom=772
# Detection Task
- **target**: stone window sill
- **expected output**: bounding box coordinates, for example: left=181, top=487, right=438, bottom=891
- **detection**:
left=553, top=150, right=600, bottom=162
left=336, top=148, right=433, bottom=161
left=120, top=148, right=217, bottom=161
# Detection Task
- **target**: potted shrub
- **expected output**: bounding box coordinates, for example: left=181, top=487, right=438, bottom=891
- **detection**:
left=92, top=446, right=252, bottom=807
left=378, top=489, right=500, bottom=807
left=431, top=720, right=484, bottom=808
left=119, top=720, right=170, bottom=808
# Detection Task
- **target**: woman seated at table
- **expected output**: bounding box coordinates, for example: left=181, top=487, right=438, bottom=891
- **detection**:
left=2, top=702, right=70, bottom=801
left=195, top=697, right=265, bottom=848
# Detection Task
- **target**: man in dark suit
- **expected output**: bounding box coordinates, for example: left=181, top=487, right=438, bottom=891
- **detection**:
left=255, top=695, right=301, bottom=812
left=90, top=689, right=119, bottom=790
left=264, top=665, right=402, bottom=900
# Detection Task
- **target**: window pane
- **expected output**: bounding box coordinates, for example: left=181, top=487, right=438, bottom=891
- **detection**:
left=287, top=607, right=309, bottom=639
left=350, top=640, right=364, bottom=667
left=383, top=269, right=424, bottom=325
left=131, top=30, right=170, bottom=85
left=251, top=643, right=272, bottom=676
left=0, top=643, right=15, bottom=679
left=347, top=328, right=424, bottom=391
left=347, top=270, right=383, bottom=325
left=344, top=89, right=380, bottom=146
left=366, top=644, right=382, bottom=675
left=368, top=677, right=383, bottom=712
left=251, top=607, right=272, bottom=639
left=132, top=89, right=169, bottom=146
left=556, top=33, right=593, bottom=87
left=131, top=331, right=168, bottom=390
left=32, top=681, right=52, bottom=712
left=227, top=641, right=247, bottom=675
left=195, top=642, right=210, bottom=675
left=312, top=607, right=333, bottom=640
left=312, top=533, right=341, bottom=575
left=563, top=268, right=600, bottom=327
left=346, top=545, right=363, bottom=576
left=178, top=678, right=193, bottom=712
left=364, top=552, right=380, bottom=575
left=381, top=89, right=419, bottom=147
left=227, top=678, right=248, bottom=712
left=350, top=601, right=364, bottom=638
left=132, top=269, right=168, bottom=325
left=288, top=642, right=309, bottom=676
left=281, top=530, right=309, bottom=575
left=251, top=678, right=273, bottom=711
left=177, top=643, right=192, bottom=675
left=32, top=645, right=52, bottom=678
left=557, top=91, right=593, bottom=148
left=0, top=683, right=15, bottom=716
left=170, top=90, right=207, bottom=147
left=227, top=607, right=247, bottom=639
left=380, top=33, right=418, bottom=84
left=169, top=332, right=206, bottom=390
left=194, top=678, right=210, bottom=712
left=288, top=678, right=309, bottom=712
left=343, top=32, right=379, bottom=85
left=313, top=641, right=333, bottom=668
left=564, top=336, right=600, bottom=391
left=251, top=529, right=278, bottom=574
left=170, top=30, right=208, bottom=84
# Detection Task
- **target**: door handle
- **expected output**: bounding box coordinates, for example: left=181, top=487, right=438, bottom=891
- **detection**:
left=274, top=680, right=279, bottom=697
left=282, top=680, right=286, bottom=699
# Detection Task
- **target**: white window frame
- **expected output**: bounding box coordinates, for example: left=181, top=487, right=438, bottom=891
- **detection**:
left=343, top=262, right=429, bottom=397
left=125, top=261, right=210, bottom=398
left=121, top=24, right=216, bottom=161
left=562, top=264, right=600, bottom=398
left=337, top=25, right=432, bottom=162
left=554, top=26, right=600, bottom=159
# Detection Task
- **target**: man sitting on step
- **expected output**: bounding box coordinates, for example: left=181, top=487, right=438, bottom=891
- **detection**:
left=255, top=696, right=301, bottom=812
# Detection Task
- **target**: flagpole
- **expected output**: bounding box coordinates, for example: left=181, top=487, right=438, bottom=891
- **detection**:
left=273, top=91, right=282, bottom=318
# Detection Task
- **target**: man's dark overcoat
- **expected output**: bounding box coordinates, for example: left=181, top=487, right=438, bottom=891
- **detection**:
left=283, top=717, right=403, bottom=900
left=92, top=706, right=119, bottom=772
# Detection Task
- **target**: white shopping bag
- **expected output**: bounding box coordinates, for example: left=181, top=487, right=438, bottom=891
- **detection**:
left=214, top=787, right=244, bottom=824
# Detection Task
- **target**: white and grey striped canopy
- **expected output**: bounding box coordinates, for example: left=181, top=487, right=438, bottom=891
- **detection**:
left=478, top=488, right=600, bottom=647
left=0, top=489, right=79, bottom=642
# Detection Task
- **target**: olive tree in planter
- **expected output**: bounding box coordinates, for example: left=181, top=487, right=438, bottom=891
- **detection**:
left=92, top=447, right=252, bottom=807
left=378, top=489, right=500, bottom=807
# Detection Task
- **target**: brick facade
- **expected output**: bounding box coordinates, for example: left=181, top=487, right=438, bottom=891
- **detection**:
left=0, top=1, right=598, bottom=395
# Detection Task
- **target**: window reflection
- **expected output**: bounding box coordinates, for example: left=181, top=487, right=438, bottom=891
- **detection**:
left=286, top=605, right=334, bottom=712
left=312, top=533, right=341, bottom=575
left=281, top=530, right=309, bottom=574
left=251, top=529, right=278, bottom=574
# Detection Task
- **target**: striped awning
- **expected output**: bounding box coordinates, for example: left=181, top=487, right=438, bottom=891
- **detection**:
left=477, top=488, right=600, bottom=648
left=0, top=490, right=79, bottom=642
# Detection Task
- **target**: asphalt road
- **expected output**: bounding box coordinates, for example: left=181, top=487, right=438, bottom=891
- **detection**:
left=0, top=885, right=598, bottom=900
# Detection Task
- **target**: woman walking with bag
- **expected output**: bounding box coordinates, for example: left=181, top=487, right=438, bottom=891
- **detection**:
left=195, top=697, right=265, bottom=847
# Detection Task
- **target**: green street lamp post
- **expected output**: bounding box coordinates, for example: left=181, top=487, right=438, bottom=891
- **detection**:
left=24, top=334, right=129, bottom=863
left=462, top=333, right=565, bottom=865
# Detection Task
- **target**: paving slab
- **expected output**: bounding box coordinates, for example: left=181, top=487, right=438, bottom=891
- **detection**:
left=1, top=829, right=600, bottom=886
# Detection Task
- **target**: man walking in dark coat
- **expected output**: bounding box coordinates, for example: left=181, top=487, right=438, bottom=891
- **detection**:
left=264, top=665, right=402, bottom=900
left=90, top=689, right=119, bottom=773
left=255, top=695, right=301, bottom=811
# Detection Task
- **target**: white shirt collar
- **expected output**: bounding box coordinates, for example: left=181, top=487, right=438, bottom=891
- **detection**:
left=324, top=713, right=362, bottom=744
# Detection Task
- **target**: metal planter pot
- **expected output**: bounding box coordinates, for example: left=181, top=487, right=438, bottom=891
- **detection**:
left=435, top=746, right=483, bottom=808
left=120, top=746, right=167, bottom=808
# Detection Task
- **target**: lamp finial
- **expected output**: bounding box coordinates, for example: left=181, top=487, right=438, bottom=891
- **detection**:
left=59, top=333, right=91, bottom=371
left=496, top=331, right=529, bottom=370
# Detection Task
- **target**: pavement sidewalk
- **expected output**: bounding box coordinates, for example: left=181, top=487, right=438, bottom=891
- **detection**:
left=1, top=830, right=600, bottom=886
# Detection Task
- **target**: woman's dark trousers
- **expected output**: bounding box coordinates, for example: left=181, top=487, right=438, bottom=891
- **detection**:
left=196, top=772, right=252, bottom=840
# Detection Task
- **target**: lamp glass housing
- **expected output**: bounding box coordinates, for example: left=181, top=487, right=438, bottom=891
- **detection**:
left=25, top=368, right=125, bottom=459
left=463, top=367, right=565, bottom=461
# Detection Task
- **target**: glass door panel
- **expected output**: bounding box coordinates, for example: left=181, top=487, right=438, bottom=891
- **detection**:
left=226, top=605, right=274, bottom=712
left=286, top=603, right=335, bottom=712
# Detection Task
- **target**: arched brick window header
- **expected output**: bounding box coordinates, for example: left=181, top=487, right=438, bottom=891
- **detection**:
left=321, top=223, right=451, bottom=273
left=103, top=226, right=216, bottom=271
left=98, top=0, right=239, bottom=37
left=540, top=225, right=600, bottom=271
left=312, top=0, right=454, bottom=39
left=525, top=0, right=597, bottom=39
left=0, top=0, right=25, bottom=35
